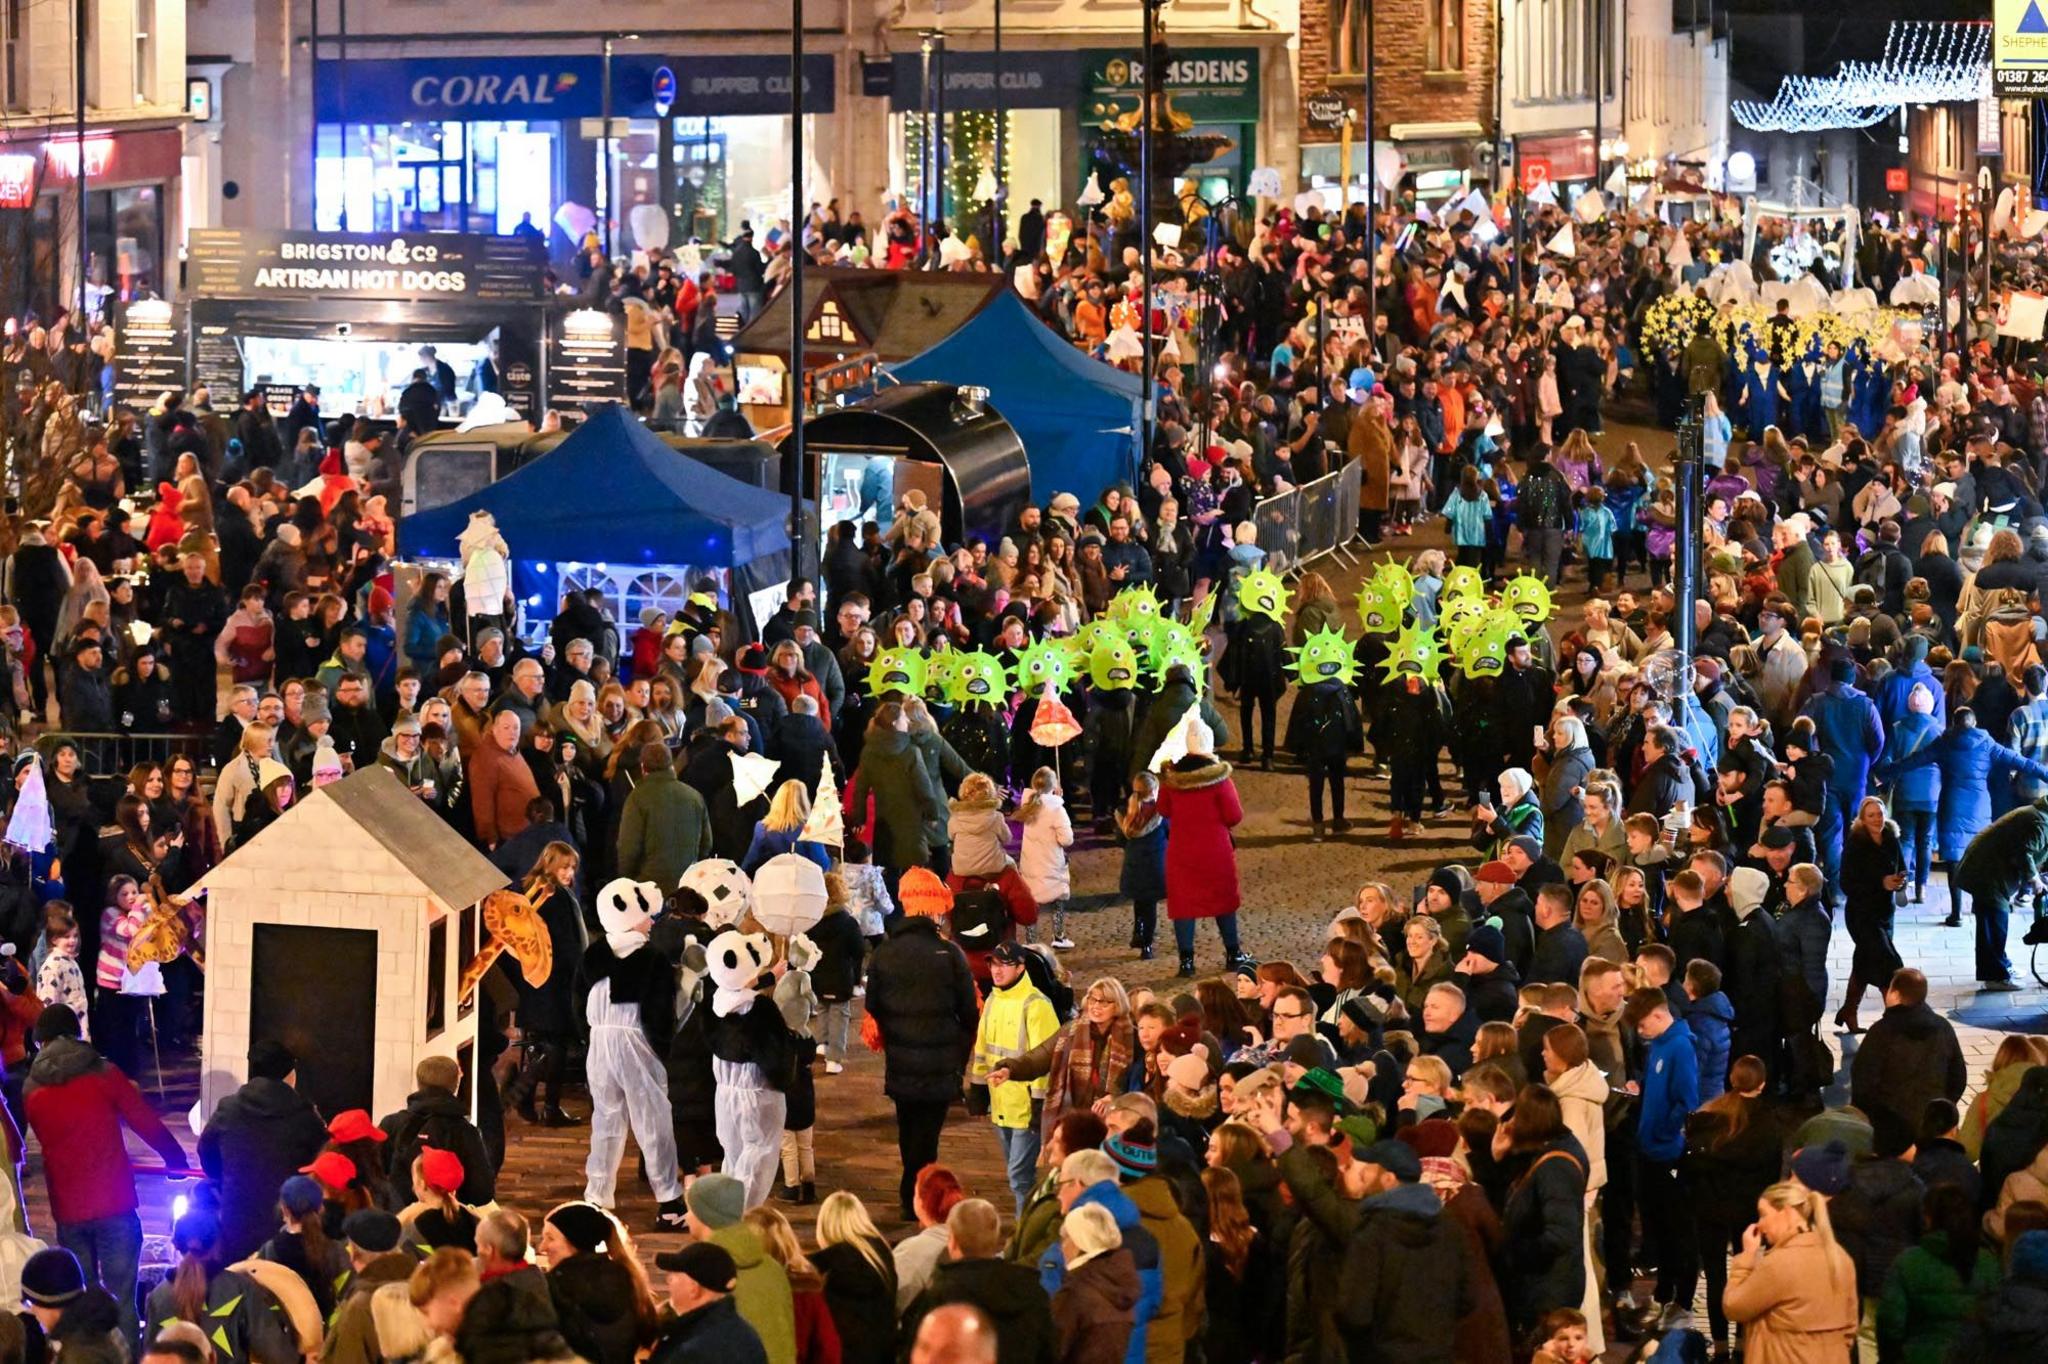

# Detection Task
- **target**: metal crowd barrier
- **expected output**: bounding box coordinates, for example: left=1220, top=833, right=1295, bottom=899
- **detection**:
left=1250, top=460, right=1363, bottom=577
left=56, top=731, right=211, bottom=780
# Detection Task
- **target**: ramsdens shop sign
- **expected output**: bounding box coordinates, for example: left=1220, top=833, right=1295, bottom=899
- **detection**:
left=1082, top=47, right=1261, bottom=124
left=186, top=229, right=546, bottom=303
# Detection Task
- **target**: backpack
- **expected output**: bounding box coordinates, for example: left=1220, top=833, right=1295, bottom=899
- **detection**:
left=949, top=886, right=1011, bottom=950
left=1852, top=549, right=1890, bottom=597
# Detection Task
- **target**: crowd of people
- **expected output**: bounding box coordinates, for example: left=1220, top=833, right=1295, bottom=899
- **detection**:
left=9, top=179, right=2048, bottom=1364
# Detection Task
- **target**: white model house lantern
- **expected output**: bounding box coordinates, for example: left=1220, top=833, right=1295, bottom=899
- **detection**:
left=193, top=765, right=508, bottom=1123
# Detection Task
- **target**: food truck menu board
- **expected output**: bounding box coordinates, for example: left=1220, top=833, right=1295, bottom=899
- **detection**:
left=111, top=303, right=185, bottom=410
left=191, top=323, right=244, bottom=409
left=187, top=229, right=547, bottom=303
left=547, top=310, right=627, bottom=422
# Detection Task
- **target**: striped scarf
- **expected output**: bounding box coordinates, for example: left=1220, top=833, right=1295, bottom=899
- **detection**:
left=1039, top=1018, right=1135, bottom=1144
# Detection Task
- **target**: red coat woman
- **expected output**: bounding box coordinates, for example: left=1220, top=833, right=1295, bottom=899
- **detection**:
left=1155, top=754, right=1248, bottom=974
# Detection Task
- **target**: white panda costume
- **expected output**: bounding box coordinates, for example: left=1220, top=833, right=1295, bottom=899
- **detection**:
left=703, top=928, right=804, bottom=1208
left=581, top=878, right=685, bottom=1221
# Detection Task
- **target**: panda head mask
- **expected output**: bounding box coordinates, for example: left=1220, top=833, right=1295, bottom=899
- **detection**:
left=707, top=928, right=775, bottom=1018
left=596, top=877, right=664, bottom=956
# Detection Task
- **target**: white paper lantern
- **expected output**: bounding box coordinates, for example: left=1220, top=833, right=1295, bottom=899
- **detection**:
left=751, top=853, right=828, bottom=937
left=679, top=859, right=753, bottom=928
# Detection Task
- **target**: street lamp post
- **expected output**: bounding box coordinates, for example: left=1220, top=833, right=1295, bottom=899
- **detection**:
left=789, top=0, right=809, bottom=580
left=1137, top=0, right=1167, bottom=469
left=601, top=37, right=614, bottom=258
left=1182, top=185, right=1247, bottom=461
left=992, top=0, right=1004, bottom=253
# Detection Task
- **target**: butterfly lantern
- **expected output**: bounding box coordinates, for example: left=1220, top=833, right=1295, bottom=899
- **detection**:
left=457, top=886, right=554, bottom=1002
left=1235, top=566, right=1291, bottom=624
left=126, top=878, right=203, bottom=973
left=1287, top=626, right=1359, bottom=686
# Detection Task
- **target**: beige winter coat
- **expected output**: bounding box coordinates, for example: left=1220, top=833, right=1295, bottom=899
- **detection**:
left=1550, top=1060, right=1610, bottom=1192
left=947, top=795, right=1013, bottom=879
left=1986, top=1144, right=2048, bottom=1243
left=1722, top=1229, right=1857, bottom=1364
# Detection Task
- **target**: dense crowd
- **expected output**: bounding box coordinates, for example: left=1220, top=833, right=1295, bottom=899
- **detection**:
left=10, top=184, right=2048, bottom=1364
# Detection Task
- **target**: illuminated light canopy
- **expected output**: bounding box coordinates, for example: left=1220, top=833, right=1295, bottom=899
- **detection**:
left=1732, top=22, right=1990, bottom=133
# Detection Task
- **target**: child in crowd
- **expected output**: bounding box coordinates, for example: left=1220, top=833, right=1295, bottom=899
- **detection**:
left=33, top=908, right=87, bottom=1035
left=1577, top=485, right=1615, bottom=591
left=1018, top=767, right=1075, bottom=951
left=839, top=835, right=894, bottom=978
left=1119, top=772, right=1167, bottom=962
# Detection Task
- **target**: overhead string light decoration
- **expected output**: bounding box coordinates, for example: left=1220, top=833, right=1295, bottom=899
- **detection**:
left=1732, top=21, right=1990, bottom=133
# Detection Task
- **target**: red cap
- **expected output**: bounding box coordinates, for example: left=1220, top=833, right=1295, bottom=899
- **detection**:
left=417, top=1146, right=464, bottom=1195
left=1476, top=860, right=1518, bottom=886
left=300, top=1150, right=358, bottom=1189
left=327, top=1109, right=386, bottom=1145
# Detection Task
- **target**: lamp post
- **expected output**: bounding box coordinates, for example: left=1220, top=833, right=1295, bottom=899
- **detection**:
left=992, top=0, right=1004, bottom=253
left=789, top=0, right=809, bottom=579
left=1181, top=185, right=1247, bottom=461
left=1138, top=0, right=1168, bottom=468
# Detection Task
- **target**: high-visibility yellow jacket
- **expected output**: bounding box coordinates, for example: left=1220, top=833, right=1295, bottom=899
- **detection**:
left=970, top=976, right=1061, bottom=1129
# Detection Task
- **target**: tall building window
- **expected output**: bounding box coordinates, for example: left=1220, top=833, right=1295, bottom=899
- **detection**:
left=1331, top=0, right=1369, bottom=78
left=2, top=0, right=21, bottom=111
left=1428, top=0, right=1465, bottom=71
left=133, top=0, right=156, bottom=104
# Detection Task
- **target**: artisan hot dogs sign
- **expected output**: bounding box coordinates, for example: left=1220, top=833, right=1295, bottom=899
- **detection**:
left=187, top=229, right=547, bottom=302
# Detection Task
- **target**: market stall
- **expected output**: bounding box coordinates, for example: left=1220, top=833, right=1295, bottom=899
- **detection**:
left=399, top=403, right=808, bottom=638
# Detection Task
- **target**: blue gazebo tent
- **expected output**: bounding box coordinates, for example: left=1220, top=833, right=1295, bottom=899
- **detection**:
left=889, top=290, right=1141, bottom=505
left=399, top=403, right=806, bottom=633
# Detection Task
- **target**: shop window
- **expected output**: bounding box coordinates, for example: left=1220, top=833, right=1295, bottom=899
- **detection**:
left=1427, top=0, right=1465, bottom=73
left=85, top=185, right=161, bottom=305
left=1329, top=0, right=1369, bottom=79
left=425, top=915, right=447, bottom=1039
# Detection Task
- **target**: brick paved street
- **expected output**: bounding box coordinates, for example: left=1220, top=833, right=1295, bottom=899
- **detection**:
left=21, top=412, right=2046, bottom=1353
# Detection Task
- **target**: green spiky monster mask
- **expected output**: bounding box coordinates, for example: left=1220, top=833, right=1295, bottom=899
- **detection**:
left=923, top=650, right=960, bottom=702
left=1446, top=606, right=1517, bottom=666
left=1076, top=618, right=1127, bottom=658
left=1441, top=564, right=1487, bottom=602
left=1148, top=621, right=1206, bottom=691
left=1106, top=586, right=1163, bottom=629
left=1236, top=566, right=1291, bottom=623
left=1088, top=635, right=1142, bottom=690
left=1186, top=590, right=1219, bottom=640
left=1355, top=570, right=1408, bottom=635
left=1438, top=592, right=1490, bottom=636
left=1380, top=621, right=1445, bottom=685
left=948, top=650, right=1010, bottom=705
left=1500, top=572, right=1555, bottom=627
left=1013, top=637, right=1077, bottom=694
left=1287, top=625, right=1358, bottom=686
left=1454, top=613, right=1522, bottom=679
left=869, top=647, right=926, bottom=697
